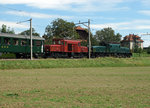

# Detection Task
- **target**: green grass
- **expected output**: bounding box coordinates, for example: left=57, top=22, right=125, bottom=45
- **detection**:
left=0, top=67, right=150, bottom=107
left=0, top=57, right=150, bottom=69
left=132, top=52, right=150, bottom=57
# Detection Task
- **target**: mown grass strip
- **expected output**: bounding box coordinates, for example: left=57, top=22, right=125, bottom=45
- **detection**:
left=0, top=57, right=150, bottom=69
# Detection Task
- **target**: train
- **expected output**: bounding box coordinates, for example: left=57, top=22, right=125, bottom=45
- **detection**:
left=0, top=33, right=132, bottom=58
left=0, top=33, right=44, bottom=58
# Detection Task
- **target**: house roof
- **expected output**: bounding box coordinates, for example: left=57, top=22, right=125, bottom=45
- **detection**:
left=75, top=26, right=86, bottom=31
left=121, top=34, right=144, bottom=42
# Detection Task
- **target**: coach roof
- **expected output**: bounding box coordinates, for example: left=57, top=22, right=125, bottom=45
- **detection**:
left=0, top=33, right=45, bottom=40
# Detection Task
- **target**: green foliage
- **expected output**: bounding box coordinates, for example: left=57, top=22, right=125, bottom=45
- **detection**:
left=81, top=35, right=99, bottom=46
left=95, top=27, right=122, bottom=45
left=19, top=28, right=40, bottom=36
left=133, top=45, right=143, bottom=57
left=1, top=24, right=7, bottom=33
left=81, top=41, right=87, bottom=46
left=147, top=46, right=150, bottom=54
left=132, top=53, right=150, bottom=57
left=0, top=24, right=15, bottom=34
left=42, top=34, right=53, bottom=44
left=0, top=53, right=16, bottom=59
left=91, top=36, right=99, bottom=46
left=43, top=18, right=79, bottom=44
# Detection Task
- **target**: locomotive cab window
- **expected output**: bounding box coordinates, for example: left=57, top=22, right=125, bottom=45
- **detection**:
left=78, top=43, right=81, bottom=46
left=58, top=40, right=61, bottom=44
left=62, top=41, right=64, bottom=45
left=65, top=42, right=67, bottom=46
left=68, top=44, right=72, bottom=51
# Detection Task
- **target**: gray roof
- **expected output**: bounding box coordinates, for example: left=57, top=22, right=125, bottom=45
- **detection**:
left=0, top=33, right=45, bottom=40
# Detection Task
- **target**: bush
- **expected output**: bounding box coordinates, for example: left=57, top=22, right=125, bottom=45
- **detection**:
left=147, top=47, right=150, bottom=54
left=0, top=53, right=16, bottom=59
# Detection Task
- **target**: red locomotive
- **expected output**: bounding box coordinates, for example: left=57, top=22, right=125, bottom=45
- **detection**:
left=44, top=39, right=88, bottom=58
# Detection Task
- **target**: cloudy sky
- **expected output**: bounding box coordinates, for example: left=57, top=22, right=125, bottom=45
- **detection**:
left=0, top=0, right=150, bottom=46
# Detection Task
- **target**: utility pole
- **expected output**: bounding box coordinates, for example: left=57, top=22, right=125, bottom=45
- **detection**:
left=75, top=19, right=91, bottom=59
left=88, top=19, right=91, bottom=59
left=30, top=18, right=33, bottom=60
left=17, top=18, right=33, bottom=60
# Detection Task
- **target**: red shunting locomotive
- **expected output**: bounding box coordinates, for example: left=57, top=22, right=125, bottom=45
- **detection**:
left=44, top=39, right=88, bottom=58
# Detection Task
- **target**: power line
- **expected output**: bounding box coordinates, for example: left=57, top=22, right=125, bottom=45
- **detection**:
left=0, top=5, right=22, bottom=12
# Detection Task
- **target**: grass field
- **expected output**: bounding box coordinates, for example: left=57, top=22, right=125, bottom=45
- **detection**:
left=0, top=67, right=150, bottom=108
left=0, top=57, right=150, bottom=69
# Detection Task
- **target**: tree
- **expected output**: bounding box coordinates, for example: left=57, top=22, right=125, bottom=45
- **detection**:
left=1, top=24, right=7, bottom=33
left=147, top=46, right=150, bottom=54
left=44, top=18, right=79, bottom=41
left=133, top=45, right=143, bottom=56
left=95, top=27, right=122, bottom=45
left=19, top=28, right=40, bottom=36
left=91, top=36, right=99, bottom=46
left=0, top=24, right=15, bottom=34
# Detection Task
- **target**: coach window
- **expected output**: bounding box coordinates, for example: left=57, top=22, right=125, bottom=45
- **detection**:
left=4, top=38, right=10, bottom=45
left=36, top=41, right=41, bottom=46
left=21, top=40, right=27, bottom=46
left=29, top=40, right=35, bottom=46
left=13, top=39, right=19, bottom=45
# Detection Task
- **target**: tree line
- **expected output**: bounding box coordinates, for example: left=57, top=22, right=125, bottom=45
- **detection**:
left=43, top=18, right=122, bottom=46
left=0, top=18, right=122, bottom=46
left=0, top=24, right=40, bottom=36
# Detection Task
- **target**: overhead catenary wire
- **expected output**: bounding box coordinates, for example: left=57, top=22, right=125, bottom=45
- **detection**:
left=0, top=5, right=22, bottom=12
left=0, top=5, right=45, bottom=32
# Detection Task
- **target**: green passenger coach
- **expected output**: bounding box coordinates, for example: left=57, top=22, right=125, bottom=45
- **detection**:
left=0, top=33, right=45, bottom=58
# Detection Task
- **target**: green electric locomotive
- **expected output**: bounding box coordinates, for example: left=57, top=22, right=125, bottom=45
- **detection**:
left=92, top=44, right=132, bottom=57
left=0, top=33, right=45, bottom=58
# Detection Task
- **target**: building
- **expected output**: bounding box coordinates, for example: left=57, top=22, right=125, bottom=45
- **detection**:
left=75, top=26, right=88, bottom=40
left=121, top=34, right=144, bottom=50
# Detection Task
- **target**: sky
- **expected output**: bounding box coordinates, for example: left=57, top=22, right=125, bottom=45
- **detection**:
left=0, top=0, right=150, bottom=47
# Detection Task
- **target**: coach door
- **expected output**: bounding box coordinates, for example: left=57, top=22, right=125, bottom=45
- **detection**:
left=72, top=44, right=75, bottom=52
